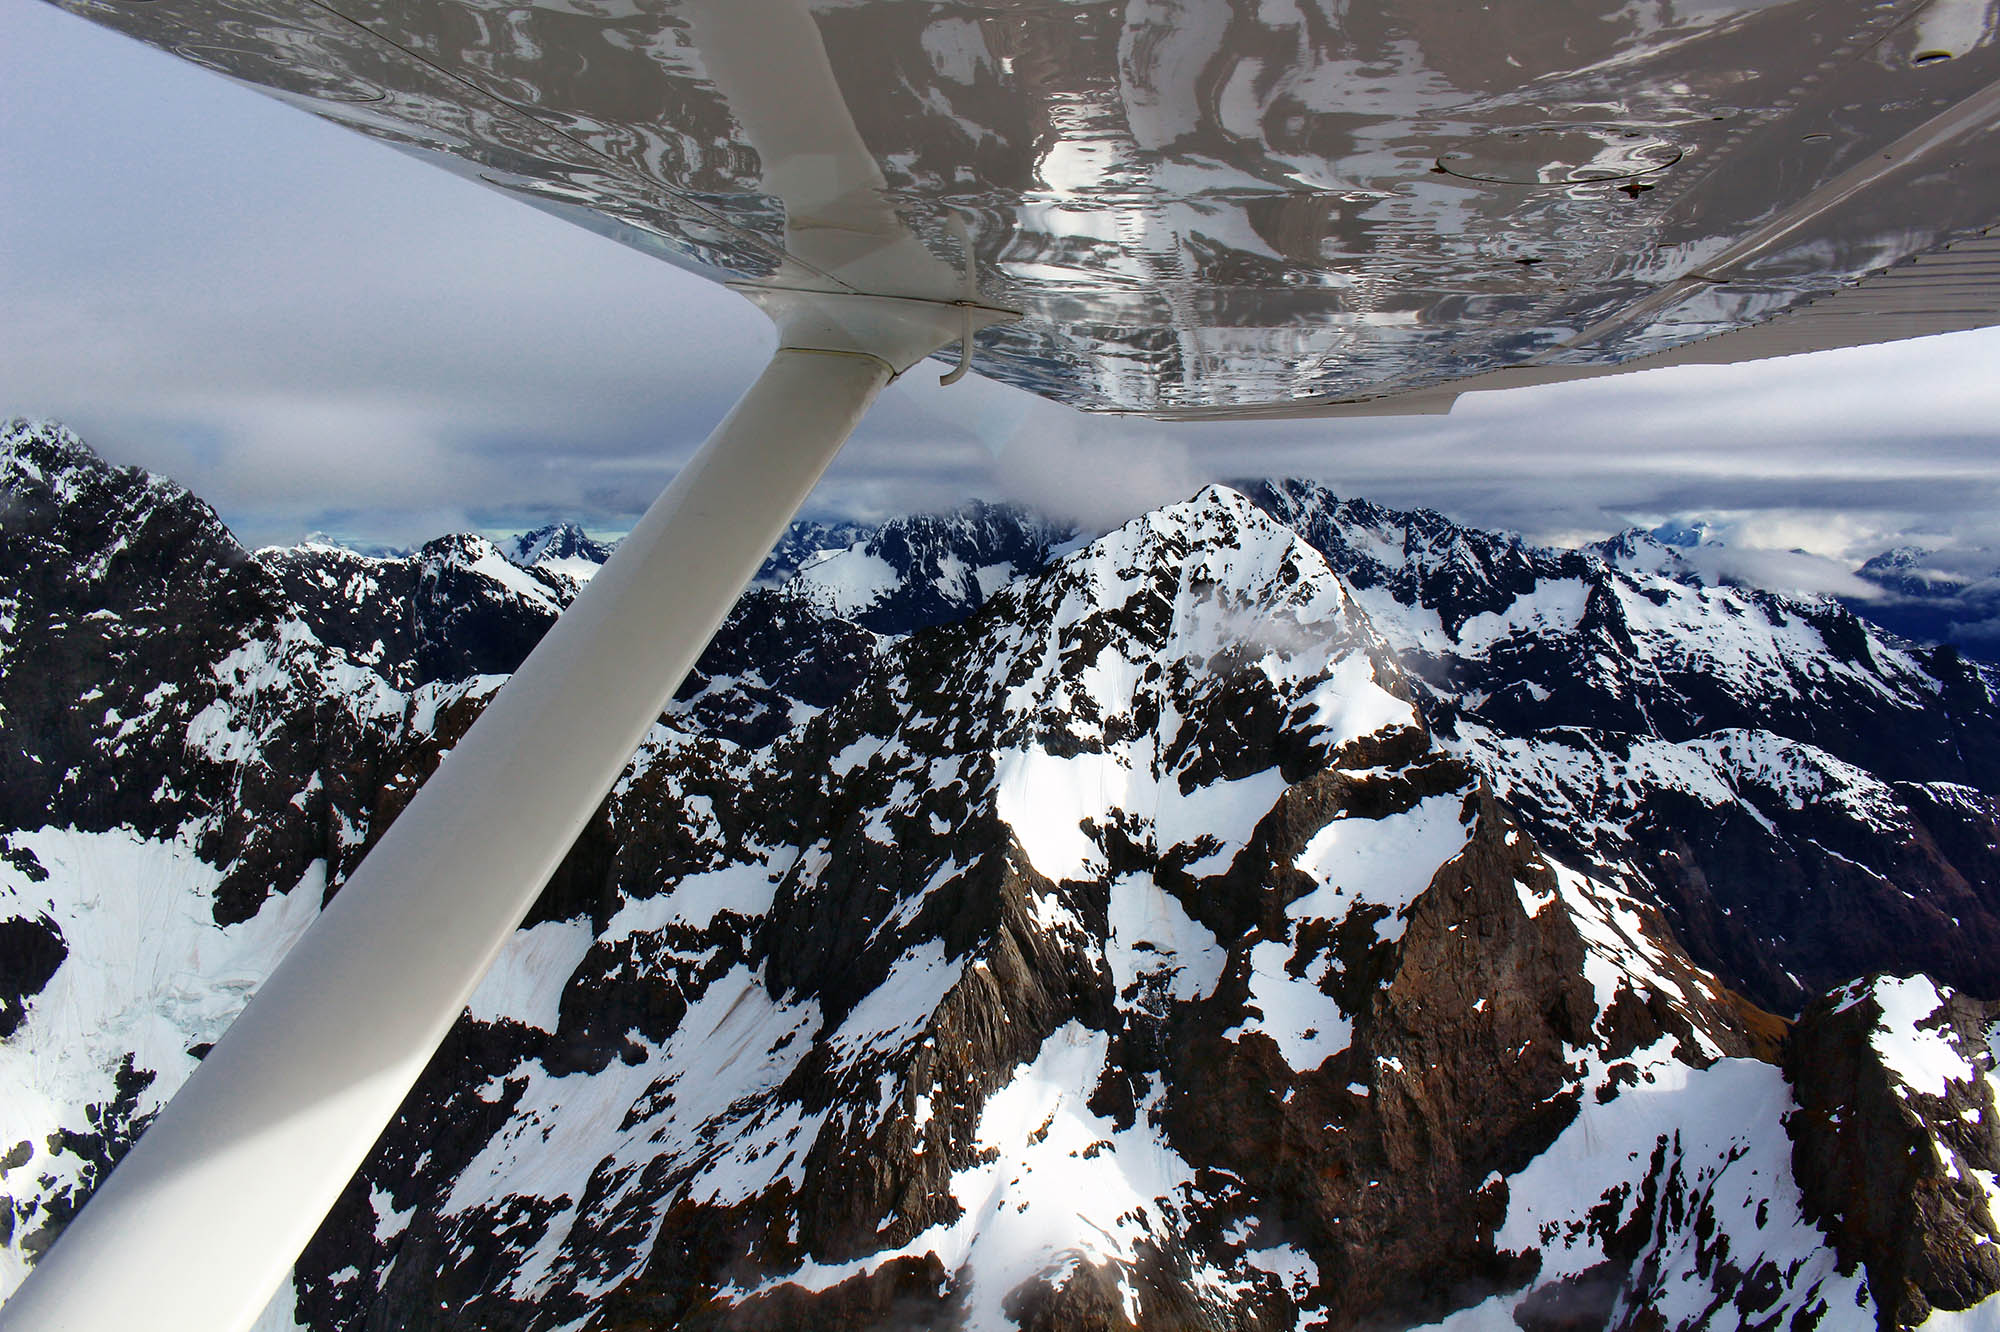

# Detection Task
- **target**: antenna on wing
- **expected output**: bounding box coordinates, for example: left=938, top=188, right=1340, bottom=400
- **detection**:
left=940, top=211, right=983, bottom=387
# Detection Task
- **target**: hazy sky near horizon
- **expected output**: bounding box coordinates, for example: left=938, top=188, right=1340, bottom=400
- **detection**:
left=5, top=0, right=2000, bottom=592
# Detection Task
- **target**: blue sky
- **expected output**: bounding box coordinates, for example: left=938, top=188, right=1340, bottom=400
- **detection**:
left=5, top=0, right=2000, bottom=601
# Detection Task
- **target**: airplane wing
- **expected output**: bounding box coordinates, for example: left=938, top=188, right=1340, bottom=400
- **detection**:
left=45, top=0, right=2000, bottom=417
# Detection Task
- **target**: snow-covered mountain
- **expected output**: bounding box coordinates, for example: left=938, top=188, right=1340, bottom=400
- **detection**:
left=772, top=501, right=1073, bottom=634
left=505, top=522, right=614, bottom=581
left=1584, top=526, right=1702, bottom=582
left=1851, top=547, right=2000, bottom=661
left=4, top=419, right=2000, bottom=1331
left=1246, top=479, right=2000, bottom=1014
left=1566, top=521, right=2000, bottom=666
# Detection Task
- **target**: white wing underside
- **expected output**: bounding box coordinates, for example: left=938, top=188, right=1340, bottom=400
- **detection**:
left=44, top=0, right=2000, bottom=417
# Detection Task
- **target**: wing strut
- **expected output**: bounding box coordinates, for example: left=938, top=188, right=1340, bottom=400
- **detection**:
left=4, top=0, right=1018, bottom=1320
left=2, top=335, right=913, bottom=1332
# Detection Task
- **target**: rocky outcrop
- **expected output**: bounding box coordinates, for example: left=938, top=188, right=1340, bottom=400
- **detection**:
left=1788, top=975, right=2000, bottom=1329
left=4, top=425, right=1999, bottom=1331
left=1243, top=478, right=2000, bottom=1015
left=769, top=501, right=1070, bottom=637
left=506, top=522, right=612, bottom=571
left=0, top=910, right=62, bottom=1041
left=289, top=488, right=1800, bottom=1331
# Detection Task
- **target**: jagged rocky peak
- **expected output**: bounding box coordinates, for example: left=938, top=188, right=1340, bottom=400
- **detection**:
left=782, top=498, right=1074, bottom=635
left=2, top=416, right=148, bottom=501
left=0, top=418, right=248, bottom=601
left=1788, top=975, right=2000, bottom=1330
left=7, top=431, right=2000, bottom=1331
left=290, top=531, right=413, bottom=559
left=299, top=485, right=1785, bottom=1329
left=0, top=419, right=317, bottom=876
left=672, top=500, right=1075, bottom=746
left=1587, top=526, right=1702, bottom=581
left=1859, top=546, right=1957, bottom=594
left=1236, top=482, right=2000, bottom=1019
left=409, top=532, right=576, bottom=684
left=1847, top=548, right=2000, bottom=666
left=1649, top=518, right=1717, bottom=549
left=1240, top=477, right=1580, bottom=635
left=1253, top=475, right=1996, bottom=763
left=504, top=521, right=612, bottom=573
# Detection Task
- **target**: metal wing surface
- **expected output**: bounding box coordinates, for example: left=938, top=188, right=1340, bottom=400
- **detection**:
left=46, top=0, right=2000, bottom=416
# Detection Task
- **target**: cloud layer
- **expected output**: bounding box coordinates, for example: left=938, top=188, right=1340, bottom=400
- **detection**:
left=4, top=1, right=1998, bottom=589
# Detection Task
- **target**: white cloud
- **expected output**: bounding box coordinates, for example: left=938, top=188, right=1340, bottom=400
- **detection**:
left=1677, top=546, right=1882, bottom=601
left=4, top=1, right=2000, bottom=567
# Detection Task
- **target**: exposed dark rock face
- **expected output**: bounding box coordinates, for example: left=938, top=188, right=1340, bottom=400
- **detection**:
left=411, top=533, right=577, bottom=685
left=1242, top=478, right=2000, bottom=1014
left=1788, top=976, right=2000, bottom=1329
left=0, top=420, right=417, bottom=925
left=3, top=423, right=1998, bottom=1331
left=1585, top=527, right=1699, bottom=584
left=1848, top=548, right=2000, bottom=664
left=769, top=500, right=1073, bottom=636
left=507, top=522, right=614, bottom=570
left=671, top=587, right=880, bottom=748
left=0, top=911, right=63, bottom=1041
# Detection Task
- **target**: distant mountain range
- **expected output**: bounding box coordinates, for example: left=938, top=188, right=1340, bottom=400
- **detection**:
left=318, top=499, right=2000, bottom=670
left=3, top=418, right=1999, bottom=1331
left=1589, top=520, right=2000, bottom=664
left=1847, top=547, right=2000, bottom=657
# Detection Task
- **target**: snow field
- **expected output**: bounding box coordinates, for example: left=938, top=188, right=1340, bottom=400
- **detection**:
left=463, top=918, right=597, bottom=1034
left=1865, top=974, right=1979, bottom=1098
left=735, top=1021, right=1232, bottom=1330
left=994, top=745, right=1298, bottom=885
left=443, top=962, right=826, bottom=1300
left=1419, top=1054, right=1868, bottom=1330
left=792, top=547, right=901, bottom=618
left=600, top=859, right=780, bottom=938
left=0, top=829, right=326, bottom=1298
left=1290, top=792, right=1469, bottom=945
left=1106, top=872, right=1224, bottom=1008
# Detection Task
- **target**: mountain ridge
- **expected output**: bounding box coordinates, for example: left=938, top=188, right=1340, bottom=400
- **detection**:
left=2, top=419, right=1999, bottom=1330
